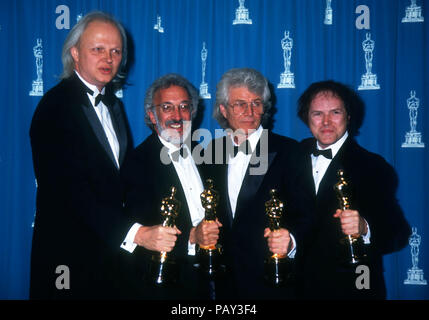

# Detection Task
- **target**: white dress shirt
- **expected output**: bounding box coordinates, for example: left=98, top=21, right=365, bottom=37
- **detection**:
left=227, top=126, right=263, bottom=218
left=311, top=131, right=371, bottom=243
left=75, top=71, right=120, bottom=168
left=311, top=131, right=349, bottom=195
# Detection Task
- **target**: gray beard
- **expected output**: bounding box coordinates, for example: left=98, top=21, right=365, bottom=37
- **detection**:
left=154, top=115, right=192, bottom=146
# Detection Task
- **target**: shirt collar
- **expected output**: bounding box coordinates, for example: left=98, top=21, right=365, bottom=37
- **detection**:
left=157, top=135, right=190, bottom=155
left=316, top=131, right=349, bottom=159
left=74, top=70, right=105, bottom=96
left=228, top=125, right=263, bottom=152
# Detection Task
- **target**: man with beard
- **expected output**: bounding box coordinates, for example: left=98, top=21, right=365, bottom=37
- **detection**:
left=120, top=74, right=221, bottom=299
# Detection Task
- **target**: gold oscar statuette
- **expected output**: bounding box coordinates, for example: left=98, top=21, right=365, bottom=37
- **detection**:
left=196, top=179, right=223, bottom=278
left=148, top=186, right=181, bottom=286
left=334, top=169, right=365, bottom=265
left=264, top=189, right=292, bottom=287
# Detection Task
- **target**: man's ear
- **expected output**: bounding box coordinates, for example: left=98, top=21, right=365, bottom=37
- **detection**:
left=148, top=110, right=157, bottom=125
left=219, top=104, right=228, bottom=119
left=70, top=47, right=79, bottom=63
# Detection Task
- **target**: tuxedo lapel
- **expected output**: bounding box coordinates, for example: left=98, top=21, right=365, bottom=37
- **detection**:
left=298, top=138, right=317, bottom=197
left=212, top=137, right=233, bottom=227
left=107, top=100, right=128, bottom=166
left=223, top=166, right=234, bottom=228
left=233, top=131, right=276, bottom=222
left=69, top=75, right=121, bottom=170
left=316, top=158, right=341, bottom=209
left=81, top=101, right=119, bottom=169
left=304, top=157, right=317, bottom=197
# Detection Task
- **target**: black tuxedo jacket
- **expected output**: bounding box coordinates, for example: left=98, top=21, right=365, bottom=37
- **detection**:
left=296, top=137, right=411, bottom=299
left=121, top=133, right=210, bottom=299
left=202, top=131, right=313, bottom=299
left=29, top=74, right=134, bottom=299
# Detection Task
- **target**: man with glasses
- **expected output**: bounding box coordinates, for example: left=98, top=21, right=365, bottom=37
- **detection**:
left=205, top=68, right=311, bottom=299
left=120, top=73, right=220, bottom=299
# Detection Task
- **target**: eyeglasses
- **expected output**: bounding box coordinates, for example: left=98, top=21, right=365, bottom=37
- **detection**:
left=228, top=99, right=264, bottom=115
left=153, top=102, right=192, bottom=114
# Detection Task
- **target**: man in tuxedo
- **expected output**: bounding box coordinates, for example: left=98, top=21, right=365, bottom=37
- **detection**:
left=121, top=73, right=221, bottom=299
left=29, top=12, right=136, bottom=299
left=205, top=68, right=310, bottom=299
left=296, top=80, right=411, bottom=299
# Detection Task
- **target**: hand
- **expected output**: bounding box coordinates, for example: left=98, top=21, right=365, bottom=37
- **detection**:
left=264, top=227, right=292, bottom=256
left=190, top=219, right=222, bottom=247
left=134, top=225, right=181, bottom=252
left=333, top=209, right=367, bottom=237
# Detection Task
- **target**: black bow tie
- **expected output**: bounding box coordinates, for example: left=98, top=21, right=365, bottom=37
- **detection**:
left=86, top=88, right=109, bottom=107
left=94, top=93, right=108, bottom=106
left=233, top=140, right=252, bottom=157
left=312, top=148, right=333, bottom=159
left=171, top=146, right=189, bottom=161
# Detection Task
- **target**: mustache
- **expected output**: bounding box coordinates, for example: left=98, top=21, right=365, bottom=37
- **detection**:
left=165, top=119, right=183, bottom=126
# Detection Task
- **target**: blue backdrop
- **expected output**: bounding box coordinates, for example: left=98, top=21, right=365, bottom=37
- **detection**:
left=0, top=0, right=428, bottom=300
